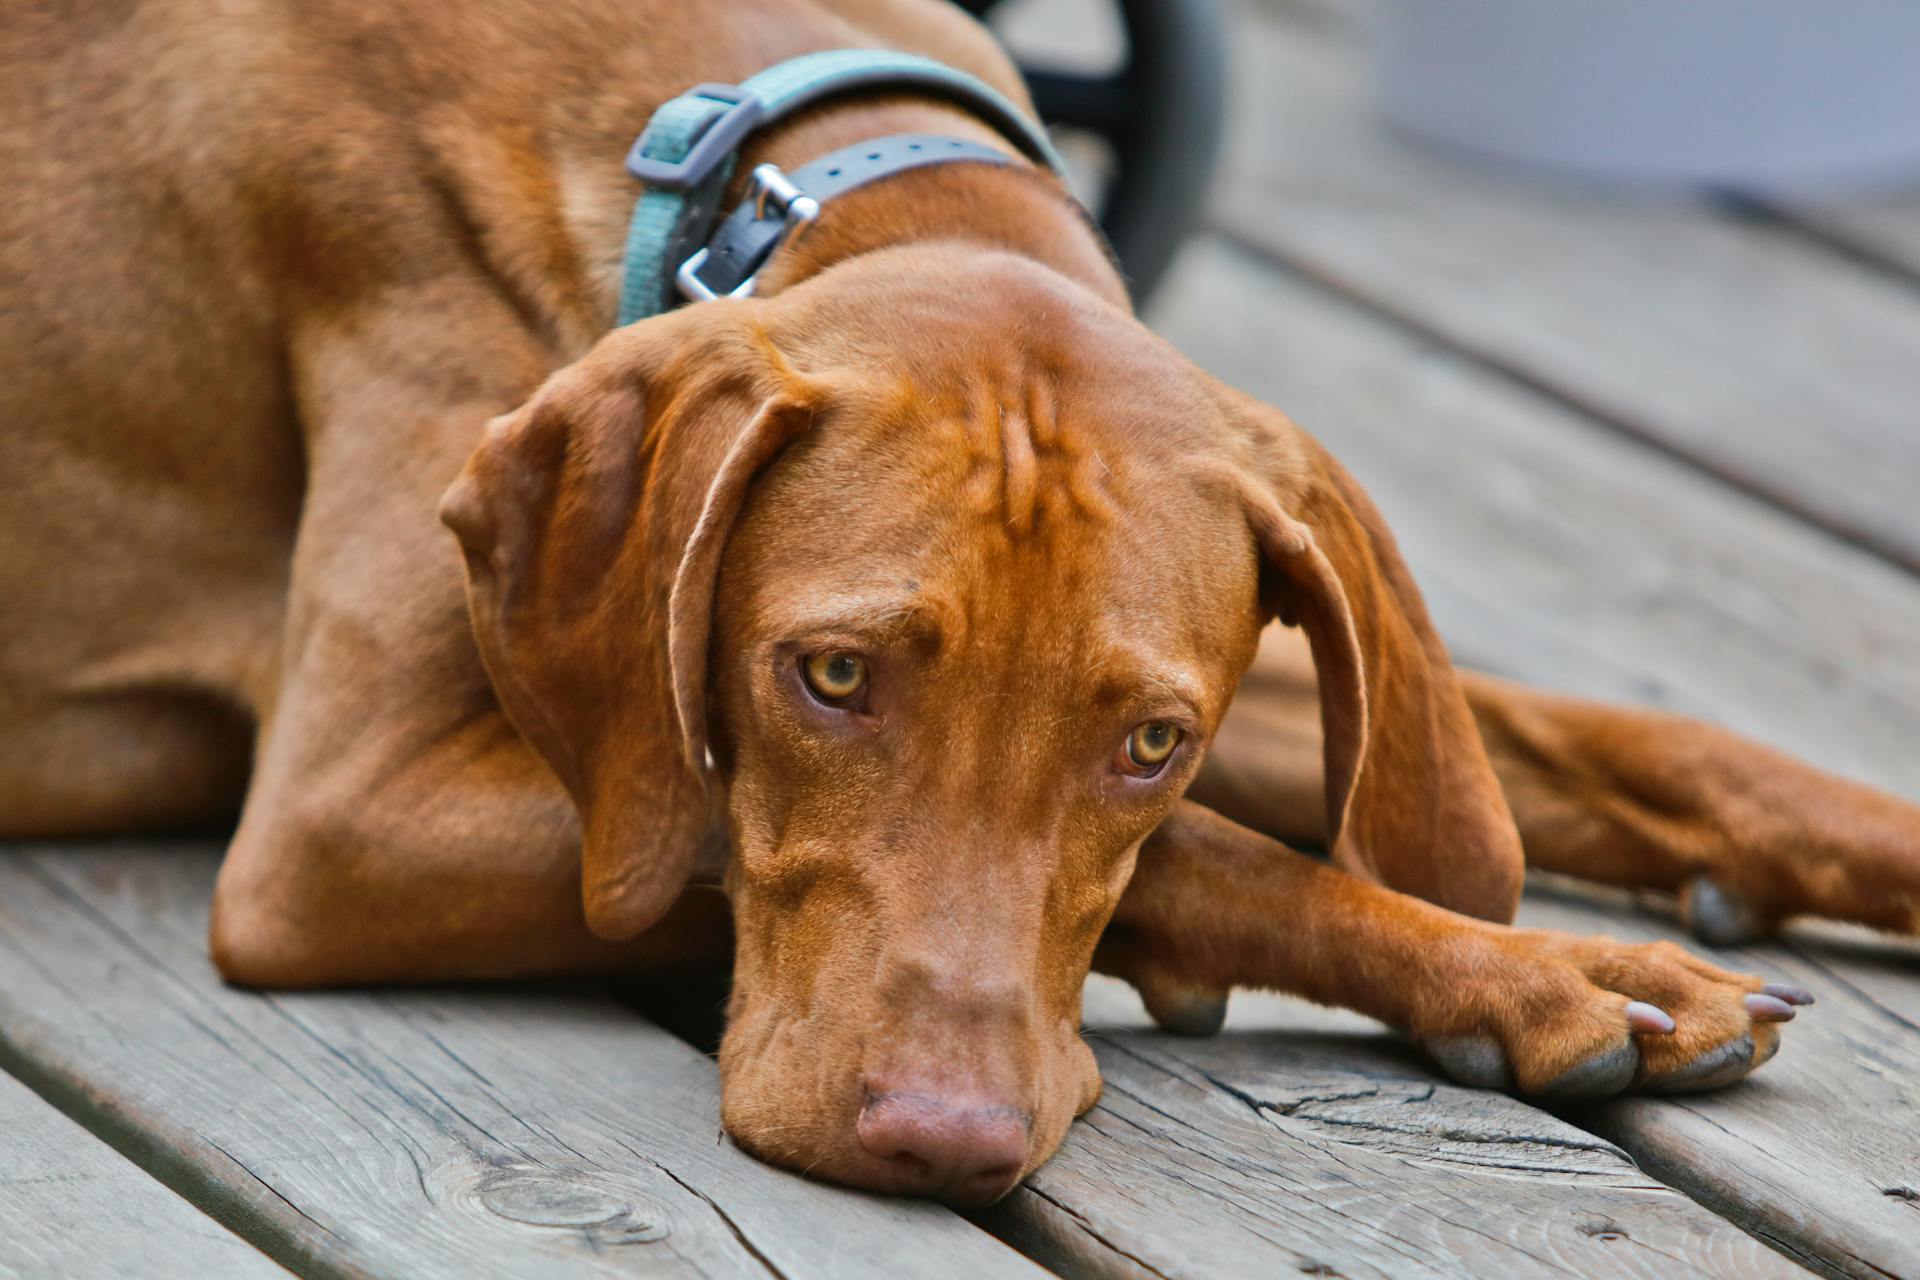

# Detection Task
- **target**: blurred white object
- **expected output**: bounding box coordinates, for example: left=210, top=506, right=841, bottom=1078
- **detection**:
left=1372, top=0, right=1920, bottom=192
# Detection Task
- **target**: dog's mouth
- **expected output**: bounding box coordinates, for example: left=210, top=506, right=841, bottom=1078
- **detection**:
left=689, top=976, right=1081, bottom=1204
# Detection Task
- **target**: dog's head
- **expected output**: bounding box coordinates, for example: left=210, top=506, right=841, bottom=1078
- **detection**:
left=441, top=247, right=1499, bottom=1203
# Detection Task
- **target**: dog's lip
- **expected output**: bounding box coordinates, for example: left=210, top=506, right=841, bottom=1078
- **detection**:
left=817, top=1148, right=1027, bottom=1206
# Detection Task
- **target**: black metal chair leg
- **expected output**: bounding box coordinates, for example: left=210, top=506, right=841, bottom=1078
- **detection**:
left=957, top=0, right=1226, bottom=305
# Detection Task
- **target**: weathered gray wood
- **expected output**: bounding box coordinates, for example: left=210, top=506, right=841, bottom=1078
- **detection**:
left=0, top=843, right=1046, bottom=1280
left=0, top=1068, right=286, bottom=1280
left=1148, top=234, right=1920, bottom=798
left=1135, top=230, right=1920, bottom=1273
left=1775, top=190, right=1920, bottom=279
left=1206, top=0, right=1920, bottom=572
left=1519, top=881, right=1920, bottom=1280
left=976, top=978, right=1806, bottom=1279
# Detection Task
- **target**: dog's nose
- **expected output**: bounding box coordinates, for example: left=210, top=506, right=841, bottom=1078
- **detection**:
left=856, top=1089, right=1032, bottom=1204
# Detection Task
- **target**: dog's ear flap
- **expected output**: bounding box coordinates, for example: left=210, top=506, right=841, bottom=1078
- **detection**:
left=439, top=307, right=818, bottom=939
left=1230, top=392, right=1523, bottom=920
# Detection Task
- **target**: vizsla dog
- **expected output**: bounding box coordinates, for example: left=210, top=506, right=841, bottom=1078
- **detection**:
left=5, top=0, right=1914, bottom=1207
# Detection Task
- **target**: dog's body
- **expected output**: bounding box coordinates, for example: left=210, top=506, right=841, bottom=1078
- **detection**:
left=6, top=0, right=1916, bottom=1204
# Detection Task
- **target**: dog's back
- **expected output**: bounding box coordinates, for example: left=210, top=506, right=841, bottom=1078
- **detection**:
left=0, top=0, right=1005, bottom=829
left=2, top=1, right=315, bottom=827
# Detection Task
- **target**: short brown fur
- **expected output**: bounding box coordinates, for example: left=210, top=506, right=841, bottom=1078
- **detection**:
left=5, top=0, right=1914, bottom=1206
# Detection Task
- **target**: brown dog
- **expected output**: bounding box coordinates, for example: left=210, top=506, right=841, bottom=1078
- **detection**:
left=4, top=0, right=1913, bottom=1206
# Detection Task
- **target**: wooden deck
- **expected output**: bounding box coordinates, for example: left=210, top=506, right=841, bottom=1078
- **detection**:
left=5, top=0, right=1919, bottom=1275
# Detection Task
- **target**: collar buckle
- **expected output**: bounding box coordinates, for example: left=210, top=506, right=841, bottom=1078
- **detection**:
left=675, top=163, right=820, bottom=302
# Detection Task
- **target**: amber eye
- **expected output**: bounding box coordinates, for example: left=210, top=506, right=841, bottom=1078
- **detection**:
left=801, top=652, right=868, bottom=705
left=1124, top=721, right=1182, bottom=772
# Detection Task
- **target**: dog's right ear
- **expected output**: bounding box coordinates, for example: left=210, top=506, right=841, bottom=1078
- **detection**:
left=438, top=306, right=821, bottom=939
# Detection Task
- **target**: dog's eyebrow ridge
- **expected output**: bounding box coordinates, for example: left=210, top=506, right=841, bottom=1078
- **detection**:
left=777, top=592, right=945, bottom=646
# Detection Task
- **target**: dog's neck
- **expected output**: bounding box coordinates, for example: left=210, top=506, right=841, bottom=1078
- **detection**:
left=548, top=93, right=1130, bottom=342
left=676, top=89, right=1128, bottom=314
left=741, top=150, right=1129, bottom=314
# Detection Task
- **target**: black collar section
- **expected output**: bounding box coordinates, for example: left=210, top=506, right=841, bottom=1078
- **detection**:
left=676, top=133, right=1021, bottom=302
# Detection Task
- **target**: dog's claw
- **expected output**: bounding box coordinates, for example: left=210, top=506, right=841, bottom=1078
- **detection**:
left=1762, top=981, right=1815, bottom=1006
left=1683, top=877, right=1770, bottom=946
left=1744, top=992, right=1796, bottom=1023
left=1625, top=1000, right=1675, bottom=1034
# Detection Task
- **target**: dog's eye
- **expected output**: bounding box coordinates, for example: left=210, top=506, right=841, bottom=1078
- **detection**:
left=801, top=652, right=868, bottom=705
left=1122, top=721, right=1182, bottom=773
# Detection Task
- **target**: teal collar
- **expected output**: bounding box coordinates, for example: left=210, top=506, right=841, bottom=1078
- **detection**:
left=617, top=49, right=1068, bottom=325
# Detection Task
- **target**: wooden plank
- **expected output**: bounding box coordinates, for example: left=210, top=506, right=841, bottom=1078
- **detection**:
left=1037, top=232, right=1920, bottom=1274
left=1206, top=0, right=1920, bottom=572
left=1773, top=190, right=1920, bottom=279
left=0, top=843, right=1046, bottom=1280
left=976, top=978, right=1806, bottom=1280
left=1521, top=881, right=1920, bottom=1280
left=0, top=1067, right=286, bottom=1280
left=1148, top=234, right=1920, bottom=797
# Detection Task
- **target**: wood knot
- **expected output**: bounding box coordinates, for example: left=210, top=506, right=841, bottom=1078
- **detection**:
left=473, top=1167, right=670, bottom=1243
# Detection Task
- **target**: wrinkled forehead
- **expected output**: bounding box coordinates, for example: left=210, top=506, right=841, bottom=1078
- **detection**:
left=719, top=353, right=1262, bottom=707
left=776, top=248, right=1211, bottom=421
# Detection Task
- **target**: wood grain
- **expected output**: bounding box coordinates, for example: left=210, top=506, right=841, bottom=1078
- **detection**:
left=1774, top=191, right=1920, bottom=281
left=1148, top=235, right=1920, bottom=799
left=1522, top=882, right=1920, bottom=1280
left=1122, top=191, right=1920, bottom=1277
left=1206, top=0, right=1920, bottom=572
left=1131, top=207, right=1920, bottom=1275
left=0, top=1067, right=286, bottom=1280
left=977, top=978, right=1807, bottom=1279
left=0, top=842, right=1045, bottom=1280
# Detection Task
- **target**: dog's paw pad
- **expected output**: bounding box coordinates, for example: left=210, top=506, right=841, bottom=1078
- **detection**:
left=1646, top=1034, right=1756, bottom=1093
left=1425, top=1035, right=1512, bottom=1089
left=1542, top=1040, right=1640, bottom=1099
left=1683, top=877, right=1770, bottom=946
left=1145, top=989, right=1228, bottom=1037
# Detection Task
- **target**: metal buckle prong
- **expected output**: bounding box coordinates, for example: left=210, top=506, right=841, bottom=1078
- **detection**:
left=748, top=163, right=821, bottom=233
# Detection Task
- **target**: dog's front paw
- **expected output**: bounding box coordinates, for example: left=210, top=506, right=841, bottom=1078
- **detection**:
left=1416, top=933, right=1812, bottom=1099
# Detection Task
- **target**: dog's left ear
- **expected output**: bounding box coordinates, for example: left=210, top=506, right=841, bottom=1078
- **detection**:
left=1225, top=389, right=1523, bottom=919
left=439, top=305, right=822, bottom=939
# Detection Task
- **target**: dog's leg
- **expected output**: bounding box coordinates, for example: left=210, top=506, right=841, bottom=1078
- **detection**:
left=1462, top=671, right=1920, bottom=943
left=211, top=697, right=733, bottom=987
left=0, top=692, right=254, bottom=837
left=209, top=293, right=732, bottom=988
left=1098, top=801, right=1807, bottom=1095
left=1199, top=630, right=1920, bottom=942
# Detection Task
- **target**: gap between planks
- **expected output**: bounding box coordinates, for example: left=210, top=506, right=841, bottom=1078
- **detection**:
left=0, top=1065, right=288, bottom=1280
left=1127, top=228, right=1920, bottom=1272
left=0, top=843, right=1047, bottom=1280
